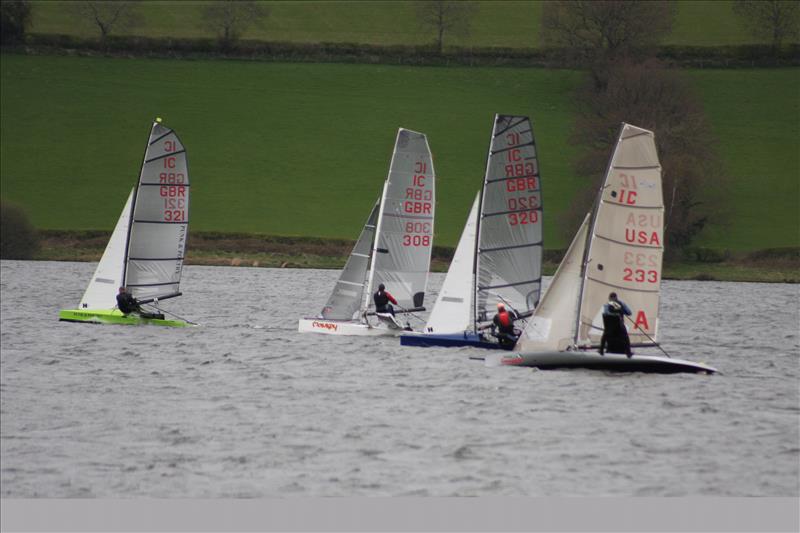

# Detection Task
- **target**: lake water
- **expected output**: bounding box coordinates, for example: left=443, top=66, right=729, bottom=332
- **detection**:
left=1, top=260, right=798, bottom=497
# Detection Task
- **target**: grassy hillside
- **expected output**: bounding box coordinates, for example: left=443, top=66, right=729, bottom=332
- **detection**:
left=27, top=0, right=786, bottom=48
left=1, top=54, right=798, bottom=251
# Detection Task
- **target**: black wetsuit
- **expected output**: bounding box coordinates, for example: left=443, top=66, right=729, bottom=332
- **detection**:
left=600, top=311, right=632, bottom=356
left=116, top=292, right=139, bottom=314
left=373, top=290, right=397, bottom=316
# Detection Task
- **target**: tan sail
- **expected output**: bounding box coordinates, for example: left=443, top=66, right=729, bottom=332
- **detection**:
left=516, top=213, right=590, bottom=352
left=576, top=124, right=664, bottom=346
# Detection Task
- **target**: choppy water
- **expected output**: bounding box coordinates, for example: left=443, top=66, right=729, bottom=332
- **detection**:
left=1, top=260, right=798, bottom=497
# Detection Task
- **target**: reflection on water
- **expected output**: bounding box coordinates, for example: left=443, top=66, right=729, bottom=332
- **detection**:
left=1, top=260, right=798, bottom=496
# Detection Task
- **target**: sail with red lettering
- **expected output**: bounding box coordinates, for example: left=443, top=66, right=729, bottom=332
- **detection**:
left=366, top=128, right=435, bottom=310
left=124, top=121, right=190, bottom=302
left=321, top=200, right=380, bottom=320
left=575, top=123, right=663, bottom=346
left=474, top=114, right=543, bottom=325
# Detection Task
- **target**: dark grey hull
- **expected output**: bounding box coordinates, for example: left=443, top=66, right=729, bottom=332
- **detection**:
left=485, top=351, right=717, bottom=374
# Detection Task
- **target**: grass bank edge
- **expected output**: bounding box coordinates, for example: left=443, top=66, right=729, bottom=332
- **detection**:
left=31, top=230, right=800, bottom=284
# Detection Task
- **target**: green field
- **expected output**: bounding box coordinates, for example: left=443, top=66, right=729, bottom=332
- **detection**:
left=1, top=54, right=798, bottom=251
left=27, top=0, right=788, bottom=48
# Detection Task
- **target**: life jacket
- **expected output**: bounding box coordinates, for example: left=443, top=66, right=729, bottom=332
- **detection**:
left=496, top=310, right=513, bottom=331
left=374, top=290, right=389, bottom=308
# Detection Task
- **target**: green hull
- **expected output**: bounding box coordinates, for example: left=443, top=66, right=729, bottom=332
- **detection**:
left=58, top=309, right=190, bottom=327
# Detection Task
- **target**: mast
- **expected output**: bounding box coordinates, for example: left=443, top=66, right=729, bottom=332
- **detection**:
left=122, top=119, right=155, bottom=287
left=364, top=180, right=389, bottom=315
left=573, top=123, right=627, bottom=345
left=471, top=118, right=492, bottom=333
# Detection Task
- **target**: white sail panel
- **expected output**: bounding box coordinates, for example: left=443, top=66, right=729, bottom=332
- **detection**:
left=475, top=114, right=543, bottom=322
left=125, top=122, right=190, bottom=302
left=368, top=129, right=435, bottom=309
left=79, top=189, right=134, bottom=310
left=424, top=192, right=479, bottom=333
left=516, top=214, right=590, bottom=352
left=321, top=200, right=380, bottom=320
left=577, top=123, right=664, bottom=346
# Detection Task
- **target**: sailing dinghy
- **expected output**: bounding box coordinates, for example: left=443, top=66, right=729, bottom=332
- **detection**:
left=484, top=123, right=716, bottom=373
left=59, top=119, right=192, bottom=327
left=401, top=114, right=543, bottom=349
left=298, top=128, right=435, bottom=336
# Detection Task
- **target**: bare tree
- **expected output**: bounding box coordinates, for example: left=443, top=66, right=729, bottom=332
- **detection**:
left=414, top=0, right=477, bottom=54
left=1, top=0, right=32, bottom=45
left=202, top=0, right=268, bottom=48
left=541, top=0, right=675, bottom=61
left=71, top=1, right=143, bottom=41
left=733, top=0, right=800, bottom=50
left=564, top=59, right=726, bottom=254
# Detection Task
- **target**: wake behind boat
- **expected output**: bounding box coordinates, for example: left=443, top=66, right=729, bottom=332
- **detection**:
left=298, top=128, right=435, bottom=336
left=401, top=114, right=543, bottom=350
left=59, top=118, right=193, bottom=327
left=486, top=123, right=716, bottom=374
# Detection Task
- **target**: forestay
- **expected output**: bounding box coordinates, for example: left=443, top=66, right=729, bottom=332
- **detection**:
left=321, top=200, right=380, bottom=320
left=516, top=214, right=590, bottom=352
left=576, top=124, right=663, bottom=346
left=79, top=189, right=134, bottom=310
left=125, top=122, right=190, bottom=302
left=424, top=192, right=480, bottom=333
left=367, top=129, right=435, bottom=309
left=475, top=114, right=543, bottom=324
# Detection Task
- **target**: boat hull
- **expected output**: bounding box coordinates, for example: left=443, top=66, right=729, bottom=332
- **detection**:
left=59, top=309, right=190, bottom=328
left=485, top=350, right=717, bottom=374
left=298, top=317, right=404, bottom=336
left=400, top=331, right=512, bottom=350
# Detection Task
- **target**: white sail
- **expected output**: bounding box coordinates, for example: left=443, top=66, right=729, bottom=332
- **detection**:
left=79, top=189, right=134, bottom=310
left=125, top=121, right=190, bottom=302
left=475, top=114, right=543, bottom=324
left=515, top=214, right=590, bottom=352
left=424, top=192, right=480, bottom=333
left=576, top=123, right=664, bottom=346
left=321, top=200, right=380, bottom=320
left=367, top=128, right=435, bottom=309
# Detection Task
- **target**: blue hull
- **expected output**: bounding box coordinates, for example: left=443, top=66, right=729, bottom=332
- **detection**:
left=400, top=332, right=514, bottom=350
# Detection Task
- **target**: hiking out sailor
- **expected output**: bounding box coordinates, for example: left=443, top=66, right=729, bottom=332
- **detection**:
left=599, top=292, right=633, bottom=357
left=373, top=283, right=398, bottom=316
left=492, top=302, right=519, bottom=346
left=116, top=287, right=141, bottom=315
left=116, top=286, right=164, bottom=320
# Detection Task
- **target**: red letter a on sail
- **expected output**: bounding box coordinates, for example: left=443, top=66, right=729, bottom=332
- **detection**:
left=634, top=311, right=650, bottom=331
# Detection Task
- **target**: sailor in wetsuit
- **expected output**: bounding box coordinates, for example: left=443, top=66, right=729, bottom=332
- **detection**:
left=373, top=283, right=398, bottom=316
left=116, top=286, right=164, bottom=320
left=492, top=302, right=519, bottom=347
left=599, top=292, right=633, bottom=357
left=116, top=287, right=141, bottom=315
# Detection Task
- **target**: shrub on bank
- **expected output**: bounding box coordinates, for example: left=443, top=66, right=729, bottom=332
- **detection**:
left=0, top=199, right=39, bottom=259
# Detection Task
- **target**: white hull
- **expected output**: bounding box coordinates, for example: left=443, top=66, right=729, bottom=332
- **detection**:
left=298, top=318, right=403, bottom=336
